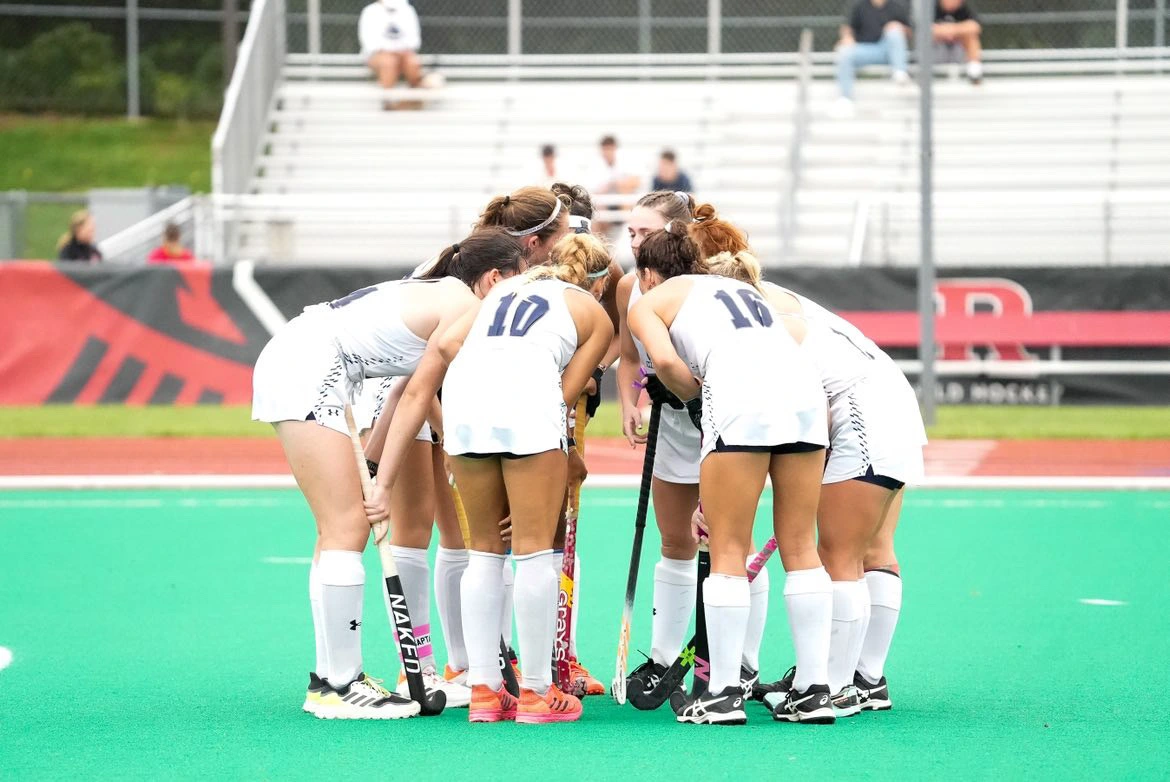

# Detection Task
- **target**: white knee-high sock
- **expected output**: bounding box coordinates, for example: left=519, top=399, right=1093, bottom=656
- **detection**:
left=500, top=554, right=515, bottom=649
left=703, top=574, right=751, bottom=693
left=434, top=547, right=469, bottom=672
left=742, top=555, right=770, bottom=671
left=514, top=550, right=558, bottom=693
left=309, top=559, right=327, bottom=675
left=387, top=545, right=435, bottom=671
left=552, top=550, right=583, bottom=659
left=651, top=556, right=698, bottom=666
left=828, top=580, right=868, bottom=693
left=317, top=550, right=365, bottom=687
left=784, top=566, right=833, bottom=694
left=461, top=551, right=506, bottom=689
left=858, top=570, right=902, bottom=684
left=852, top=578, right=871, bottom=683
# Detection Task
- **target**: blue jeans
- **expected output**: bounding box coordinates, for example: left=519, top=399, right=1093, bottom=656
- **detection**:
left=835, top=28, right=909, bottom=99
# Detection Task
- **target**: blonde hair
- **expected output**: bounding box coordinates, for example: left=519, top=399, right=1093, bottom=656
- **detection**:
left=527, top=233, right=612, bottom=288
left=707, top=250, right=763, bottom=291
left=57, top=209, right=91, bottom=251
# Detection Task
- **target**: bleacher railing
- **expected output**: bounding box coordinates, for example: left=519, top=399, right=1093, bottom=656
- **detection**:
left=212, top=0, right=286, bottom=197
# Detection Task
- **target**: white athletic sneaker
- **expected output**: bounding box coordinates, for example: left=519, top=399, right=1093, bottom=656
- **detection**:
left=396, top=667, right=472, bottom=708
left=315, top=673, right=421, bottom=720
left=892, top=70, right=910, bottom=85
left=966, top=60, right=983, bottom=84
left=828, top=96, right=856, bottom=119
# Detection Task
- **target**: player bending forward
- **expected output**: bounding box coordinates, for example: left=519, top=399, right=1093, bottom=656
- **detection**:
left=251, top=228, right=525, bottom=719
left=709, top=250, right=925, bottom=715
left=629, top=226, right=835, bottom=726
left=440, top=233, right=614, bottom=724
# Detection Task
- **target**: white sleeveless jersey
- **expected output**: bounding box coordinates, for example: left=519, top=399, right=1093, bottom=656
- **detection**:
left=627, top=279, right=654, bottom=372
left=315, top=279, right=432, bottom=379
left=460, top=277, right=580, bottom=373
left=763, top=281, right=896, bottom=399
left=668, top=275, right=827, bottom=454
left=669, top=276, right=799, bottom=379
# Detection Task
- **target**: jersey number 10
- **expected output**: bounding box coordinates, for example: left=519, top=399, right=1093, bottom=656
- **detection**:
left=487, top=293, right=550, bottom=337
left=714, top=289, right=774, bottom=329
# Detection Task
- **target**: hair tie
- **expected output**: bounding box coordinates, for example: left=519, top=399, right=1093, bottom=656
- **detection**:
left=451, top=242, right=460, bottom=254
left=502, top=195, right=511, bottom=206
left=506, top=197, right=562, bottom=238
left=673, top=191, right=689, bottom=205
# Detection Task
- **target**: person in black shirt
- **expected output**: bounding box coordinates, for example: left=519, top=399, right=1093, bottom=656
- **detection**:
left=56, top=209, right=102, bottom=263
left=650, top=149, right=694, bottom=193
left=833, top=0, right=912, bottom=115
left=934, top=0, right=983, bottom=83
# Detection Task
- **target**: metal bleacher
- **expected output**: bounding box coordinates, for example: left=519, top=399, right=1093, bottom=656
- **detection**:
left=171, top=0, right=1170, bottom=268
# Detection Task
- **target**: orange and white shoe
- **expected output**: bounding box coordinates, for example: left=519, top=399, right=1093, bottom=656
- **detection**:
left=568, top=659, right=606, bottom=696
left=517, top=684, right=583, bottom=724
left=469, top=683, right=518, bottom=723
left=444, top=665, right=468, bottom=686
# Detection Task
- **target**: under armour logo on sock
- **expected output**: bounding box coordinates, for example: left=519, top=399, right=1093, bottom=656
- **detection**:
left=349, top=620, right=361, bottom=631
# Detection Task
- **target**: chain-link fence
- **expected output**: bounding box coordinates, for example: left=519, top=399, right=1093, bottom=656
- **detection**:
left=0, top=0, right=247, bottom=117
left=1, top=0, right=1166, bottom=117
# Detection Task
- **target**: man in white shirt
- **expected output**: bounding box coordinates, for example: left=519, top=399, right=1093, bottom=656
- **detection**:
left=359, top=0, right=423, bottom=108
left=587, top=135, right=643, bottom=234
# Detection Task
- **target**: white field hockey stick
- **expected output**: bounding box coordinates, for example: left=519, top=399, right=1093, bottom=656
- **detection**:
left=611, top=401, right=663, bottom=705
left=343, top=404, right=446, bottom=716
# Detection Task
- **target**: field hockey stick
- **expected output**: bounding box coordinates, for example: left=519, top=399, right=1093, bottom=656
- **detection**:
left=343, top=404, right=446, bottom=716
left=611, top=401, right=663, bottom=705
left=554, top=395, right=588, bottom=696
left=635, top=537, right=779, bottom=711
left=447, top=470, right=520, bottom=698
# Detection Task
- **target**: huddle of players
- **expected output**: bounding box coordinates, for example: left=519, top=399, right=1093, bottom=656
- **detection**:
left=252, top=182, right=925, bottom=726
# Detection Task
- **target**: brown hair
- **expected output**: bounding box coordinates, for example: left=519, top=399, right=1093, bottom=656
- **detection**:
left=163, top=223, right=182, bottom=243
left=550, top=182, right=594, bottom=220
left=477, top=186, right=570, bottom=245
left=635, top=220, right=707, bottom=280
left=635, top=189, right=695, bottom=224
left=418, top=227, right=526, bottom=287
left=707, top=251, right=763, bottom=291
left=687, top=202, right=750, bottom=260
left=528, top=233, right=612, bottom=288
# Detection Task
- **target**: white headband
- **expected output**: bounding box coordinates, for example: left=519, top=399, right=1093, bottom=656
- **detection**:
left=507, top=198, right=563, bottom=237
left=569, top=214, right=591, bottom=234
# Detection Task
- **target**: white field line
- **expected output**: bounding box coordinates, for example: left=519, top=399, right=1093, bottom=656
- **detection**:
left=2, top=473, right=1170, bottom=491
left=1079, top=598, right=1129, bottom=606
left=0, top=647, right=11, bottom=671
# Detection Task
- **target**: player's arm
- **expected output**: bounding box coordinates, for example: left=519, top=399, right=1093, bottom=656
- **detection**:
left=615, top=273, right=647, bottom=445
left=563, top=294, right=615, bottom=406
left=628, top=282, right=699, bottom=402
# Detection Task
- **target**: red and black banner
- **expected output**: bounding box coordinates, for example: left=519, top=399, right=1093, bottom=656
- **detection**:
left=1, top=262, right=1167, bottom=406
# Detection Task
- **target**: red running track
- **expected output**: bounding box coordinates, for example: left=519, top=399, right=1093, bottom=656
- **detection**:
left=0, top=437, right=1168, bottom=477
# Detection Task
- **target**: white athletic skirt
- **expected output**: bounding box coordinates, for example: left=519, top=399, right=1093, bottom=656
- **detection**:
left=442, top=345, right=567, bottom=457
left=699, top=339, right=829, bottom=462
left=252, top=310, right=356, bottom=435
left=362, top=376, right=433, bottom=443
left=823, top=366, right=927, bottom=486
left=652, top=405, right=701, bottom=485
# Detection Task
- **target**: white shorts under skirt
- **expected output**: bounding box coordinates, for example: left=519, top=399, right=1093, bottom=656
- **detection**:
left=822, top=368, right=927, bottom=486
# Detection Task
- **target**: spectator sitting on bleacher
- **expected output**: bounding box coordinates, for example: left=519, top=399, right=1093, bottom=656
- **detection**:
left=586, top=135, right=643, bottom=235
left=147, top=223, right=194, bottom=264
left=359, top=0, right=424, bottom=110
left=651, top=149, right=694, bottom=193
left=934, top=0, right=983, bottom=84
left=833, top=0, right=912, bottom=118
left=56, top=209, right=102, bottom=263
left=536, top=144, right=560, bottom=188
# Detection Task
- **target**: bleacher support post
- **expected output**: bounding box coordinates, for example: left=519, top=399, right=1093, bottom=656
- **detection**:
left=915, top=0, right=937, bottom=424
